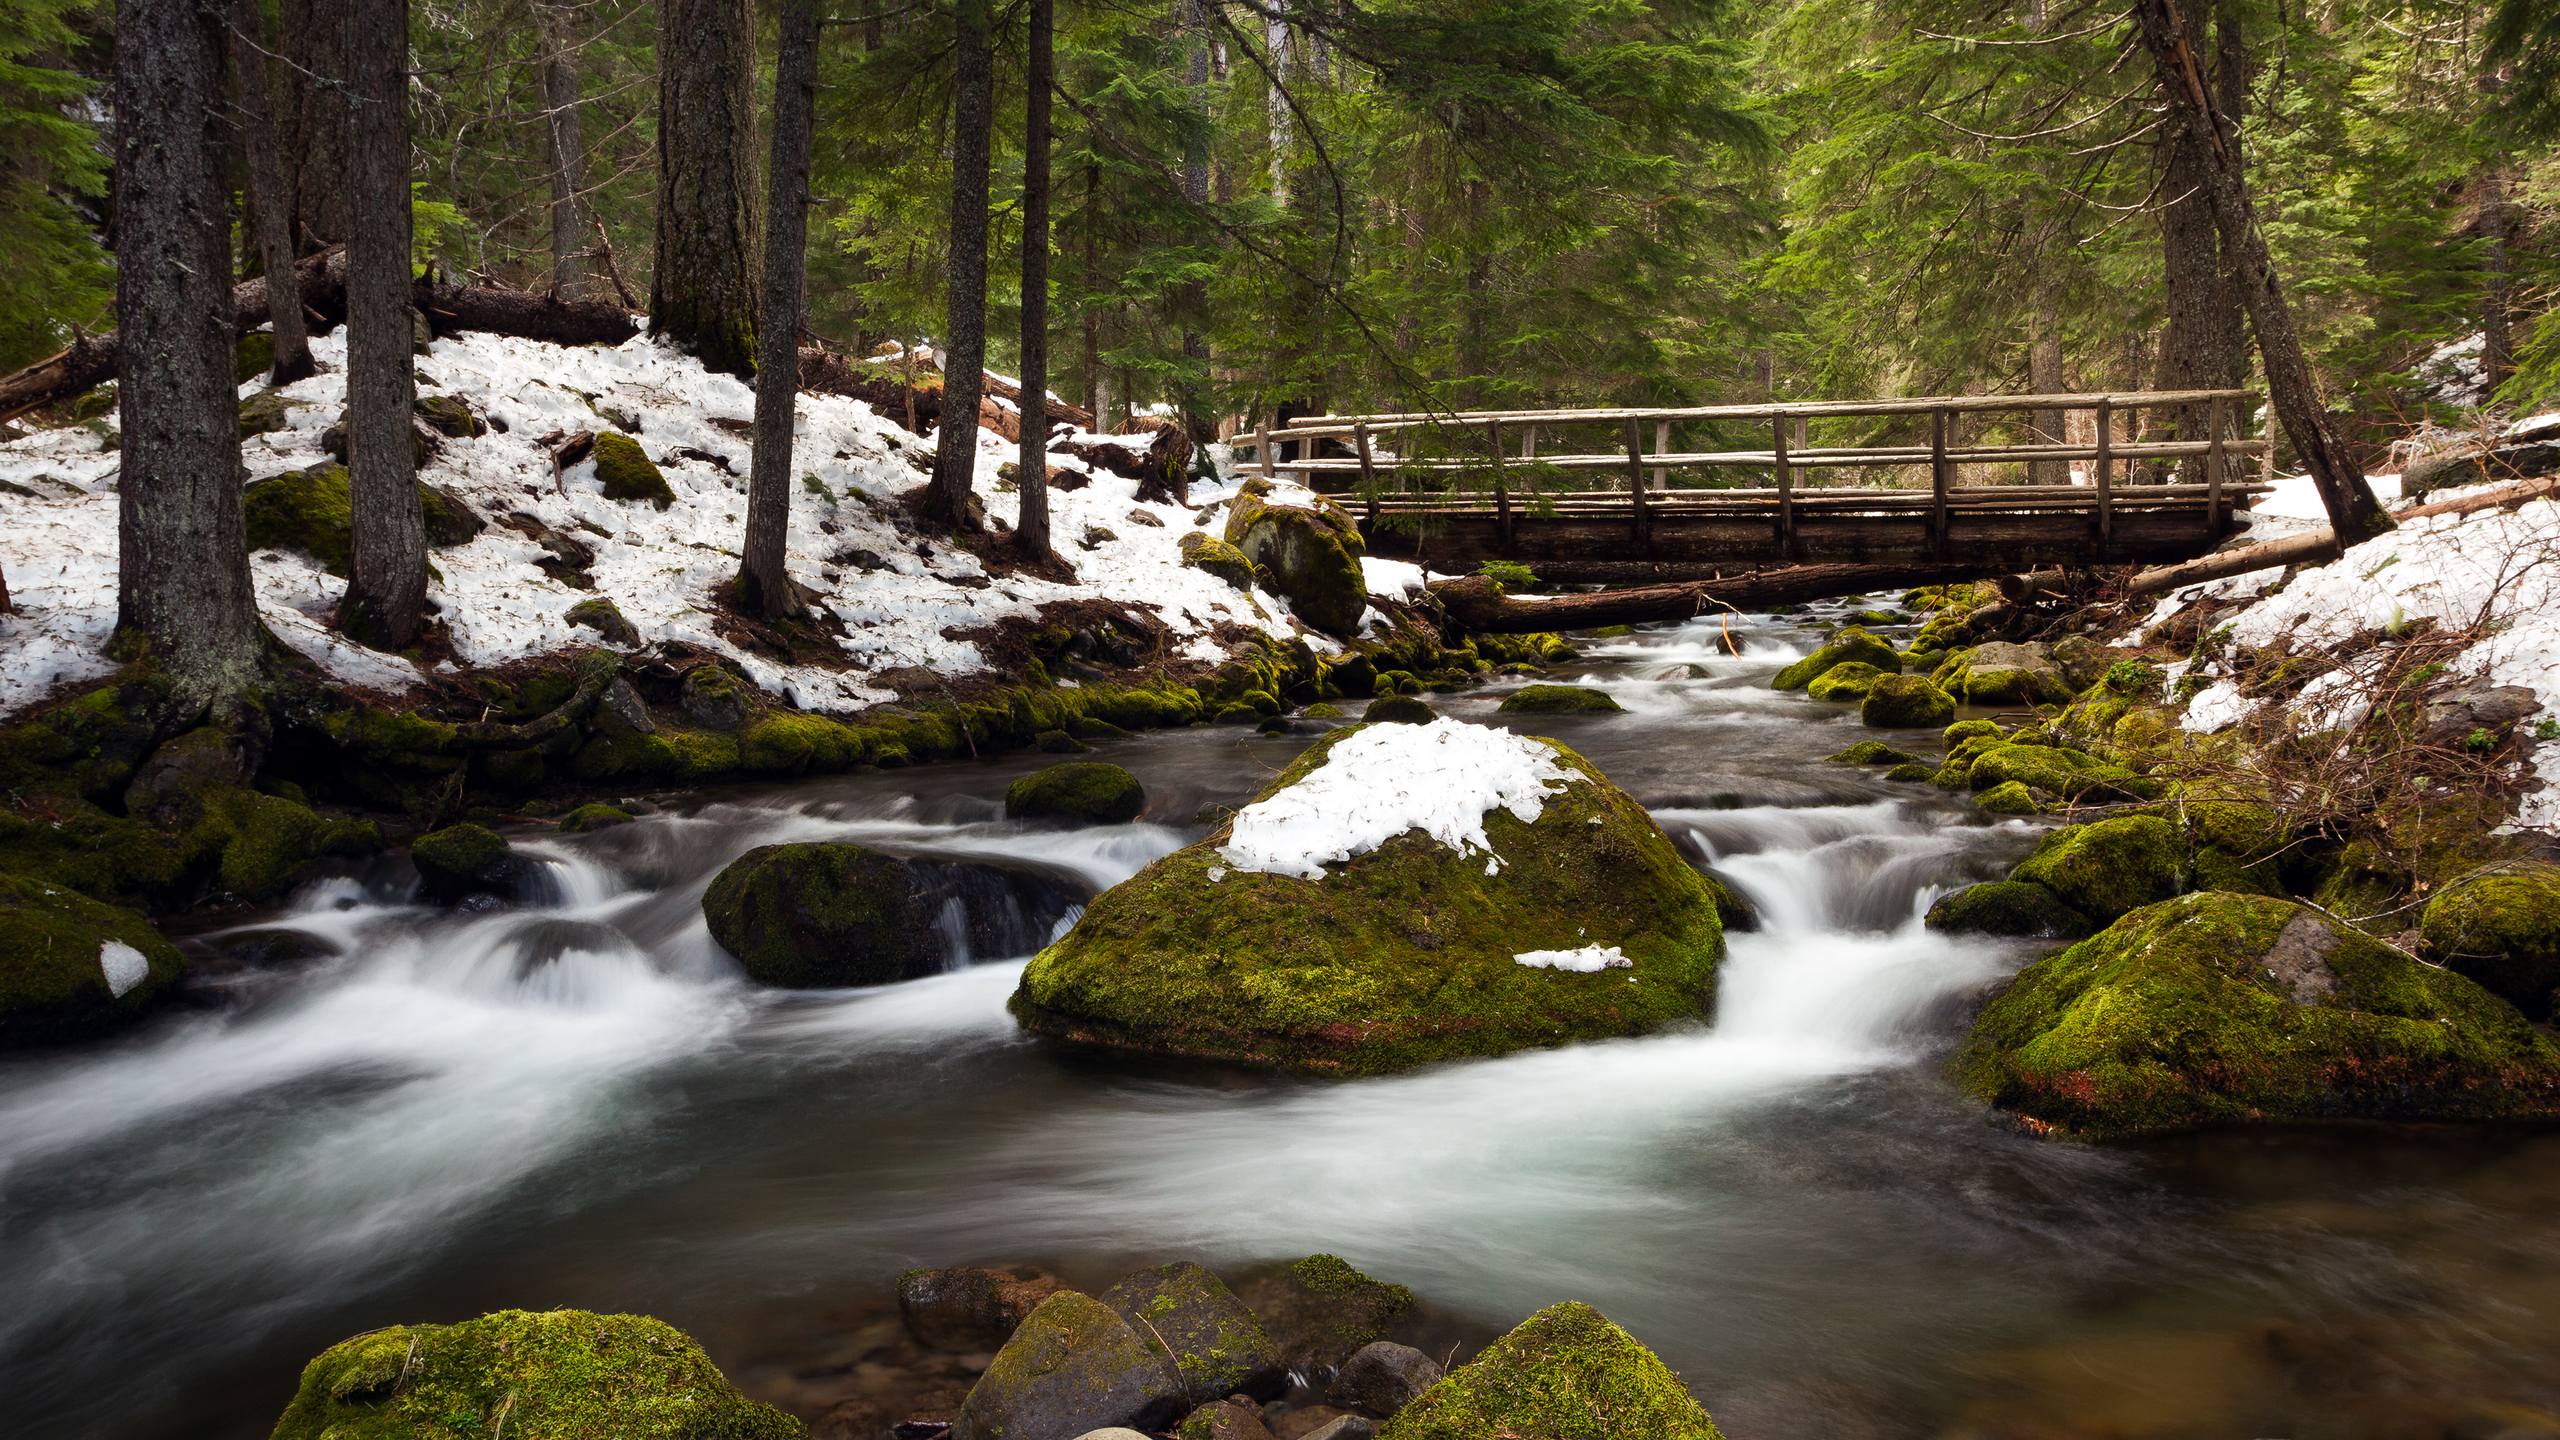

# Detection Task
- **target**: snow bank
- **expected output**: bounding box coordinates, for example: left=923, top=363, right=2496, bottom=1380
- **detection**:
left=1215, top=718, right=1575, bottom=880
left=1359, top=557, right=1429, bottom=601
left=0, top=329, right=1329, bottom=717
left=1513, top=944, right=1631, bottom=972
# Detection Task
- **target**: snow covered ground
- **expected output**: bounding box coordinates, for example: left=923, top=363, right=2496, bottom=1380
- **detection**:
left=2135, top=476, right=2560, bottom=829
left=0, top=330, right=1360, bottom=717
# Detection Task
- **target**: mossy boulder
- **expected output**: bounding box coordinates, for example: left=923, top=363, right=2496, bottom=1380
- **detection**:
left=1770, top=626, right=1900, bottom=691
left=2010, top=815, right=2186, bottom=925
left=0, top=875, right=186, bottom=1046
left=1943, top=718, right=2003, bottom=745
left=237, top=388, right=299, bottom=437
left=2421, top=864, right=2560, bottom=1020
left=1378, top=1302, right=1722, bottom=1440
left=415, top=393, right=486, bottom=438
left=1497, top=683, right=1624, bottom=715
left=268, top=1308, right=797, bottom=1440
left=1967, top=742, right=2149, bottom=803
left=1364, top=695, right=1436, bottom=725
left=1975, top=780, right=2043, bottom=816
left=1955, top=892, right=2560, bottom=1138
left=951, top=1290, right=1187, bottom=1440
left=412, top=822, right=540, bottom=906
left=1006, top=761, right=1146, bottom=825
left=591, top=431, right=675, bottom=508
left=1884, top=761, right=1934, bottom=783
left=565, top=596, right=639, bottom=645
left=679, top=664, right=756, bottom=730
left=1826, top=740, right=1919, bottom=767
left=1859, top=674, right=1955, bottom=729
left=243, top=463, right=483, bottom=575
left=1012, top=726, right=1724, bottom=1074
left=1224, top=485, right=1367, bottom=638
left=557, top=803, right=634, bottom=834
left=1179, top=531, right=1260, bottom=590
left=1934, top=642, right=2071, bottom=706
left=1805, top=661, right=1887, bottom=702
left=1100, top=1262, right=1283, bottom=1406
left=1925, top=880, right=2090, bottom=939
left=1233, top=1254, right=1418, bottom=1373
left=701, top=841, right=937, bottom=988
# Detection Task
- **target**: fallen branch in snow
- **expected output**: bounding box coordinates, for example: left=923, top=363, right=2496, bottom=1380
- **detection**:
left=2126, top=474, right=2560, bottom=598
left=1430, top=561, right=1997, bottom=633
left=0, top=249, right=347, bottom=421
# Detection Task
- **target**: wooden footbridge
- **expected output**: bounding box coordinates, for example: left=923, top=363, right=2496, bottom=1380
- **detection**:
left=1231, top=389, right=2273, bottom=583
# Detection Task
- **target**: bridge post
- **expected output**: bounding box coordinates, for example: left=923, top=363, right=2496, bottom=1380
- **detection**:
left=1929, top=407, right=1950, bottom=559
left=1356, top=423, right=1379, bottom=527
left=2094, top=397, right=2115, bottom=552
left=1256, top=417, right=1274, bottom=479
left=1771, top=410, right=1797, bottom=560
left=1652, top=419, right=1671, bottom=489
left=1490, top=419, right=1514, bottom=550
left=2206, top=394, right=2227, bottom=533
left=1624, top=417, right=1651, bottom=555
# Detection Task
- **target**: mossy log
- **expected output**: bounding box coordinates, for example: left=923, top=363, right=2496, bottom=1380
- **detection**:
left=1431, top=563, right=1992, bottom=634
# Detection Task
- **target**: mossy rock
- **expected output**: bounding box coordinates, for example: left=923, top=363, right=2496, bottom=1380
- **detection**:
left=1224, top=486, right=1367, bottom=638
left=2421, top=864, right=2560, bottom=1020
left=1943, top=718, right=2004, bottom=745
left=1378, top=1301, right=1722, bottom=1440
left=1884, top=761, right=1934, bottom=783
left=1234, top=1254, right=1418, bottom=1373
left=1100, top=1262, right=1282, bottom=1406
left=268, top=1308, right=798, bottom=1440
left=415, top=393, right=486, bottom=438
left=236, top=329, right=277, bottom=383
left=0, top=874, right=186, bottom=1046
left=592, top=431, right=675, bottom=508
left=1497, top=684, right=1625, bottom=715
left=702, top=842, right=939, bottom=988
left=1808, top=661, right=1892, bottom=702
left=1967, top=743, right=2148, bottom=804
left=1178, top=531, right=1260, bottom=590
left=558, top=803, right=634, bottom=834
left=738, top=711, right=865, bottom=775
left=238, top=388, right=299, bottom=437
left=243, top=463, right=483, bottom=576
left=1012, top=727, right=1724, bottom=1075
left=1006, top=761, right=1145, bottom=825
left=1934, top=642, right=2071, bottom=707
left=1975, top=780, right=2044, bottom=816
left=2010, top=815, right=2186, bottom=925
left=680, top=664, right=755, bottom=731
left=1859, top=674, right=1955, bottom=729
left=565, top=596, right=639, bottom=646
left=1771, top=627, right=1900, bottom=691
left=1826, top=740, right=1919, bottom=767
left=1365, top=695, right=1436, bottom=725
left=1925, top=880, right=2090, bottom=939
left=951, top=1290, right=1187, bottom=1440
left=1955, top=892, right=2560, bottom=1138
left=412, top=822, right=540, bottom=905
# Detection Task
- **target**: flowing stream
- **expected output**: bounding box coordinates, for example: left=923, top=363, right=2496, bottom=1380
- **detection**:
left=6, top=605, right=2560, bottom=1439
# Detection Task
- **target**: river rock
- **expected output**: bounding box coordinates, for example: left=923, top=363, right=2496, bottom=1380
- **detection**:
left=1859, top=674, right=1954, bottom=728
left=1934, top=642, right=2070, bottom=706
left=1175, top=1400, right=1281, bottom=1439
left=1330, top=1342, right=1444, bottom=1417
left=1011, top=721, right=1725, bottom=1074
left=680, top=664, right=756, bottom=730
left=268, top=1308, right=798, bottom=1440
left=1363, top=695, right=1435, bottom=724
left=1101, top=1262, right=1284, bottom=1405
left=1376, top=1302, right=1722, bottom=1440
left=2009, top=815, right=2186, bottom=925
left=1224, top=482, right=1368, bottom=638
left=952, top=1290, right=1188, bottom=1440
left=1924, top=880, right=2090, bottom=939
left=412, top=822, right=543, bottom=907
left=2421, top=863, right=2560, bottom=1020
left=1007, top=761, right=1147, bottom=825
left=1495, top=684, right=1624, bottom=715
left=1233, top=1254, right=1417, bottom=1374
left=701, top=841, right=937, bottom=987
left=1770, top=626, right=1899, bottom=691
left=1295, top=1419, right=1377, bottom=1440
left=1805, top=661, right=1887, bottom=702
left=899, top=1264, right=1064, bottom=1351
left=1965, top=741, right=2149, bottom=803
left=0, top=874, right=186, bottom=1046
left=1271, top=1407, right=1366, bottom=1439
left=1957, top=892, right=2560, bottom=1138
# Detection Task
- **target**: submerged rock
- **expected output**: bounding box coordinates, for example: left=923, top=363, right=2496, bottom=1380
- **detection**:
left=1496, top=684, right=1624, bottom=715
left=1012, top=721, right=1725, bottom=1074
left=952, top=1290, right=1188, bottom=1440
left=1007, top=761, right=1147, bottom=825
left=1331, top=1342, right=1445, bottom=1418
left=1101, top=1261, right=1283, bottom=1405
left=1770, top=626, right=1898, bottom=691
left=1225, top=484, right=1367, bottom=639
left=1378, top=1302, right=1722, bottom=1440
left=0, top=874, right=185, bottom=1046
left=899, top=1264, right=1063, bottom=1351
left=268, top=1308, right=797, bottom=1440
left=1956, top=892, right=2560, bottom=1138
left=2421, top=863, right=2560, bottom=1020
left=702, top=841, right=937, bottom=988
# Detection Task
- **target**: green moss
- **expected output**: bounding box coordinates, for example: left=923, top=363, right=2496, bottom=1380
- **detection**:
left=1498, top=684, right=1625, bottom=715
left=1805, top=661, right=1888, bottom=702
left=1771, top=627, right=1900, bottom=691
left=238, top=388, right=299, bottom=437
left=415, top=393, right=485, bottom=438
left=0, top=874, right=186, bottom=1045
left=1379, top=1302, right=1722, bottom=1440
left=1955, top=893, right=2560, bottom=1138
left=702, top=841, right=930, bottom=988
left=954, top=1290, right=1177, bottom=1440
left=1925, top=880, right=2090, bottom=939
left=1179, top=532, right=1260, bottom=590
left=738, top=711, right=863, bottom=775
left=1967, top=743, right=2149, bottom=803
left=268, top=1308, right=797, bottom=1440
left=565, top=596, right=639, bottom=646
left=1365, top=695, right=1437, bottom=725
left=2421, top=865, right=2560, bottom=1019
left=198, top=788, right=378, bottom=899
left=236, top=330, right=276, bottom=383
left=243, top=463, right=482, bottom=576
left=1859, top=674, right=1955, bottom=729
left=2011, top=815, right=2186, bottom=924
left=1975, top=780, right=2042, bottom=816
left=1943, top=718, right=2003, bottom=745
left=1099, top=1262, right=1277, bottom=1404
left=415, top=822, right=508, bottom=882
left=1933, top=643, right=2072, bottom=706
left=1007, top=761, right=1146, bottom=824
left=1884, top=761, right=1934, bottom=783
left=1224, top=488, right=1366, bottom=638
left=1826, top=740, right=1919, bottom=767
left=591, top=431, right=675, bottom=508
left=558, top=803, right=634, bottom=833
left=1013, top=731, right=1724, bottom=1075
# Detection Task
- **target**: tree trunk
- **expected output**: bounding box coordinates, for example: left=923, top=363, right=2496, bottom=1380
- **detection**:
left=649, top=0, right=760, bottom=377
left=2480, top=163, right=2517, bottom=394
left=740, top=0, right=818, bottom=619
left=280, top=0, right=351, bottom=245
left=1430, top=564, right=1997, bottom=633
left=1081, top=160, right=1105, bottom=425
left=926, top=0, right=996, bottom=528
left=113, top=0, right=268, bottom=712
left=343, top=0, right=427, bottom=650
left=2027, top=299, right=2067, bottom=485
left=535, top=0, right=591, bottom=299
left=230, top=0, right=314, bottom=384
left=1264, top=0, right=1292, bottom=205
left=2129, top=0, right=2390, bottom=544
left=1176, top=0, right=1212, bottom=443
left=1015, top=0, right=1055, bottom=559
left=2149, top=2, right=2250, bottom=479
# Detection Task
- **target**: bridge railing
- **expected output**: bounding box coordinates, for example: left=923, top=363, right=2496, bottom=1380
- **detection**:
left=1228, top=388, right=2272, bottom=550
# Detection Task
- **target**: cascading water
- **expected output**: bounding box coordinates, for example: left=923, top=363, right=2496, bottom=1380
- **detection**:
left=7, top=605, right=2560, bottom=1440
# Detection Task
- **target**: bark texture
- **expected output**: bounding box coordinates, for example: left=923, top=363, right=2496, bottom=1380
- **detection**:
left=113, top=0, right=268, bottom=710
left=2149, top=2, right=2250, bottom=477
left=344, top=0, right=427, bottom=649
left=927, top=0, right=996, bottom=528
left=2479, top=164, right=2517, bottom=393
left=2130, top=0, right=2391, bottom=544
left=231, top=0, right=314, bottom=383
left=535, top=0, right=592, bottom=299
left=280, top=0, right=351, bottom=243
left=741, top=0, right=819, bottom=618
left=1014, top=0, right=1055, bottom=559
left=650, top=0, right=760, bottom=377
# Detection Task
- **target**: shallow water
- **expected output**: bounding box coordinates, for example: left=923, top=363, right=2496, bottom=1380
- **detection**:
left=6, top=605, right=2559, bottom=1439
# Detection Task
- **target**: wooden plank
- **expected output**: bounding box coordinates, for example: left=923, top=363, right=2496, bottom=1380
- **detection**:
left=1356, top=423, right=1378, bottom=526
left=2205, top=394, right=2226, bottom=532
left=1624, top=417, right=1648, bottom=553
left=1652, top=418, right=1671, bottom=488
left=1929, top=408, right=1949, bottom=558
left=1271, top=436, right=2273, bottom=475
left=1283, top=387, right=2265, bottom=436
left=2094, top=397, right=2114, bottom=550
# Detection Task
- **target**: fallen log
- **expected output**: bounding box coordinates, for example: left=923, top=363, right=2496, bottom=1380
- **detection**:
left=1429, top=561, right=1998, bottom=633
left=0, top=248, right=349, bottom=421
left=2124, top=473, right=2560, bottom=598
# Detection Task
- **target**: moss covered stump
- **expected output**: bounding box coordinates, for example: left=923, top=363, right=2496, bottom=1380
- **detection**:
left=268, top=1308, right=797, bottom=1440
left=703, top=842, right=938, bottom=988
left=1956, top=892, right=2560, bottom=1138
left=2421, top=864, right=2560, bottom=1020
left=1378, top=1302, right=1722, bottom=1440
left=0, top=875, right=186, bottom=1046
left=1006, top=761, right=1146, bottom=825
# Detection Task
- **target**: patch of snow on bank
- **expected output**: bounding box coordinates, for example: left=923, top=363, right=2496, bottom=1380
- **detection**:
left=0, top=328, right=1327, bottom=717
left=1513, top=945, right=1630, bottom=972
left=1359, top=557, right=1428, bottom=601
left=1216, top=718, right=1574, bottom=881
left=2255, top=471, right=2402, bottom=522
